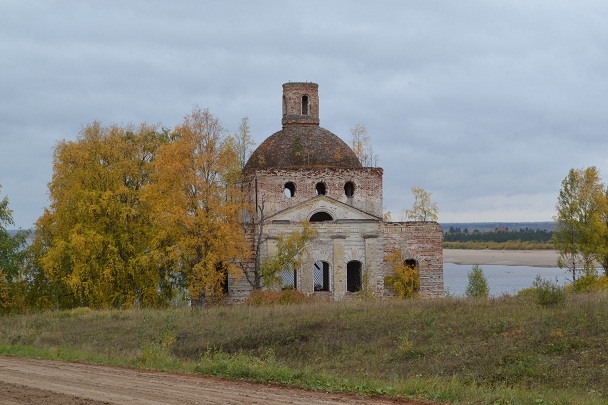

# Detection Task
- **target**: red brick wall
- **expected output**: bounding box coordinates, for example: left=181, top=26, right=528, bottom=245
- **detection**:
left=382, top=222, right=444, bottom=298
left=242, top=168, right=384, bottom=219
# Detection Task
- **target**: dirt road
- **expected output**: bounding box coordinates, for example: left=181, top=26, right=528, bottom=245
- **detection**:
left=0, top=357, right=432, bottom=405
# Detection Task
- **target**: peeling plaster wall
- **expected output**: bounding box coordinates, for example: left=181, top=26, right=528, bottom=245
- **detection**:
left=228, top=219, right=444, bottom=303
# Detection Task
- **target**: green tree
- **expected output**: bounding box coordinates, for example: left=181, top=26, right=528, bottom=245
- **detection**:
left=145, top=107, right=249, bottom=304
left=599, top=187, right=608, bottom=274
left=465, top=264, right=489, bottom=298
left=0, top=185, right=29, bottom=312
left=32, top=122, right=169, bottom=309
left=0, top=185, right=29, bottom=281
left=553, top=167, right=607, bottom=283
left=260, top=222, right=316, bottom=288
left=404, top=186, right=439, bottom=222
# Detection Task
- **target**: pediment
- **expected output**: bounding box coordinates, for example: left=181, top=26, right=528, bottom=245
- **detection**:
left=265, top=195, right=381, bottom=223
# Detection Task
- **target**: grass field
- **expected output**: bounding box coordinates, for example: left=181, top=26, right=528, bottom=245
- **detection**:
left=1, top=295, right=607, bottom=404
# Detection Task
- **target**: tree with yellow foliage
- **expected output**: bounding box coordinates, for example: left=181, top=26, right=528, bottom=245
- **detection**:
left=403, top=186, right=439, bottom=222
left=31, top=122, right=168, bottom=308
left=553, top=166, right=608, bottom=283
left=145, top=107, right=249, bottom=304
left=350, top=124, right=378, bottom=167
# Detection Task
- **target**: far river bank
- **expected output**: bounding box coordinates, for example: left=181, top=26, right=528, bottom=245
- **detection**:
left=443, top=249, right=559, bottom=268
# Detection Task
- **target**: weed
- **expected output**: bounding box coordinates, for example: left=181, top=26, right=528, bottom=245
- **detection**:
left=532, top=276, right=566, bottom=307
left=245, top=289, right=312, bottom=305
left=397, top=332, right=414, bottom=354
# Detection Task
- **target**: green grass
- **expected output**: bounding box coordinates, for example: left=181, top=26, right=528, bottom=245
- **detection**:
left=1, top=296, right=608, bottom=404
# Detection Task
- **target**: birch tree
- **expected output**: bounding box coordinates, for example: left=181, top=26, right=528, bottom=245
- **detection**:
left=145, top=107, right=249, bottom=304
left=32, top=122, right=168, bottom=308
left=350, top=124, right=378, bottom=167
left=553, top=167, right=607, bottom=283
left=403, top=186, right=439, bottom=222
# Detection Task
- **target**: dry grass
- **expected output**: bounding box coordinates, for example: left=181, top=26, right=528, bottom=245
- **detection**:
left=2, top=295, right=608, bottom=403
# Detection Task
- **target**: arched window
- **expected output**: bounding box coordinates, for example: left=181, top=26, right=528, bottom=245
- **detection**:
left=315, top=182, right=326, bottom=195
left=280, top=265, right=297, bottom=290
left=347, top=261, right=362, bottom=292
left=284, top=182, right=296, bottom=198
left=313, top=260, right=330, bottom=291
left=344, top=181, right=355, bottom=198
left=309, top=211, right=333, bottom=222
left=302, top=95, right=309, bottom=115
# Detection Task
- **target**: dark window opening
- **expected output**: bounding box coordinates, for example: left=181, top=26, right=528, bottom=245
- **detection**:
left=281, top=266, right=297, bottom=290
left=310, top=211, right=333, bottom=222
left=282, top=95, right=286, bottom=116
left=215, top=262, right=230, bottom=295
left=315, top=182, right=326, bottom=195
left=302, top=95, right=309, bottom=115
left=284, top=182, right=296, bottom=198
left=221, top=271, right=229, bottom=294
left=344, top=181, right=355, bottom=198
left=313, top=261, right=330, bottom=291
left=404, top=259, right=418, bottom=268
left=347, top=261, right=362, bottom=292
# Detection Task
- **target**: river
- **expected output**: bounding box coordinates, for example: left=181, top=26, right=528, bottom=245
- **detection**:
left=443, top=263, right=570, bottom=297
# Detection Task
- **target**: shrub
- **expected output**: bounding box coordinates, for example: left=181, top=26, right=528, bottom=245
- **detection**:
left=384, top=251, right=420, bottom=299
left=567, top=270, right=608, bottom=293
left=532, top=276, right=566, bottom=307
left=245, top=289, right=312, bottom=306
left=465, top=264, right=489, bottom=298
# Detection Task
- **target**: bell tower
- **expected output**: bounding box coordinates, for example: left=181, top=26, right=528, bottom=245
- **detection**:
left=282, top=82, right=320, bottom=127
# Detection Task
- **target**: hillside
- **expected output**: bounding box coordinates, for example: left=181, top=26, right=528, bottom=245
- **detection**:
left=1, top=296, right=607, bottom=404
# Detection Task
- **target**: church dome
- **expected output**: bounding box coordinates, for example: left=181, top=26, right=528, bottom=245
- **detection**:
left=244, top=125, right=362, bottom=170
left=244, top=82, right=362, bottom=171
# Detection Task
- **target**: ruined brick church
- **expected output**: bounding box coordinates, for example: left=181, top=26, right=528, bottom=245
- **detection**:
left=229, top=82, right=443, bottom=301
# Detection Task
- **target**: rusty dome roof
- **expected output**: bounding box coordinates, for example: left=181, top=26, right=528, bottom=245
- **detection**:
left=244, top=125, right=362, bottom=170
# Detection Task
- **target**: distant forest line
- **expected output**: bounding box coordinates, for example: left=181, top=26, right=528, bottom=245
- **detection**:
left=441, top=222, right=555, bottom=250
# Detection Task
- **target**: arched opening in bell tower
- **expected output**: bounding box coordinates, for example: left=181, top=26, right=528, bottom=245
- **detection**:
left=302, top=95, right=309, bottom=115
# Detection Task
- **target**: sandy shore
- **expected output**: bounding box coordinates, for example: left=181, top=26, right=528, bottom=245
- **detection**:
left=443, top=249, right=560, bottom=267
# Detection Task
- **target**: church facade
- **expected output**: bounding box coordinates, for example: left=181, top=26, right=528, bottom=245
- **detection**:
left=230, top=82, right=443, bottom=301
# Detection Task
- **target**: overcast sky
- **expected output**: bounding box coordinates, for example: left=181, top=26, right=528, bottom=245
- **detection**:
left=1, top=1, right=607, bottom=229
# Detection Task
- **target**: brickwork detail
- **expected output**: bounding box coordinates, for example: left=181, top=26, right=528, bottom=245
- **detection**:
left=282, top=82, right=319, bottom=127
